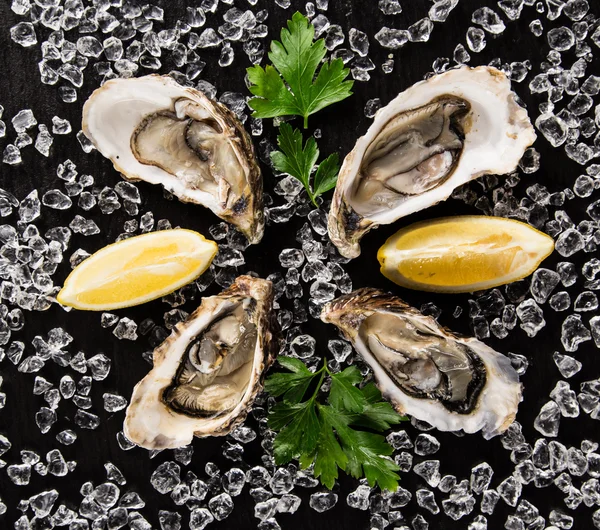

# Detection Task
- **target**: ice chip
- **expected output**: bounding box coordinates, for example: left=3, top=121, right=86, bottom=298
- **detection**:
left=534, top=401, right=561, bottom=436
left=309, top=491, right=338, bottom=512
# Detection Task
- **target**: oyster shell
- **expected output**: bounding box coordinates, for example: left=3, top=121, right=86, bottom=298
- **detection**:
left=321, top=288, right=522, bottom=439
left=328, top=66, right=536, bottom=258
left=124, top=275, right=277, bottom=449
left=83, top=75, right=264, bottom=243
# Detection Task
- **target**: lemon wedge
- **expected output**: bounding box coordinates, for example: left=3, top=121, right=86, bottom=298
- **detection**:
left=57, top=229, right=218, bottom=310
left=378, top=216, right=554, bottom=293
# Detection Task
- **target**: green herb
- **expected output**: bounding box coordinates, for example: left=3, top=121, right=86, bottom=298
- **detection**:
left=270, top=123, right=339, bottom=206
left=265, top=357, right=407, bottom=491
left=247, top=12, right=353, bottom=128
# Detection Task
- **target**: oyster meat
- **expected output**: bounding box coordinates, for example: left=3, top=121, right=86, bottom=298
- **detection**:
left=328, top=66, right=536, bottom=258
left=321, top=288, right=522, bottom=439
left=124, top=275, right=277, bottom=449
left=83, top=75, right=264, bottom=243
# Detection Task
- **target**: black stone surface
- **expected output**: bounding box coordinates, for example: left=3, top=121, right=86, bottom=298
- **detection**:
left=0, top=1, right=599, bottom=529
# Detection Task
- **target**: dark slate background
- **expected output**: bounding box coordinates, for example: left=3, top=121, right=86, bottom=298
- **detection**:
left=0, top=0, right=599, bottom=529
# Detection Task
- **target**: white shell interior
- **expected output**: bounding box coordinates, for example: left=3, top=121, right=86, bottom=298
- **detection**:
left=354, top=314, right=522, bottom=439
left=341, top=66, right=536, bottom=223
left=83, top=75, right=228, bottom=214
left=124, top=295, right=266, bottom=449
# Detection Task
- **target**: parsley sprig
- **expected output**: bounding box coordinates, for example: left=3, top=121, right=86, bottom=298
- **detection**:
left=271, top=123, right=339, bottom=206
left=246, top=12, right=353, bottom=207
left=247, top=12, right=354, bottom=128
left=265, top=357, right=407, bottom=491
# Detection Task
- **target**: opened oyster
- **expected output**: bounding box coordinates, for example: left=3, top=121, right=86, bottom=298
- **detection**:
left=328, top=66, right=536, bottom=258
left=83, top=75, right=264, bottom=243
left=321, top=289, right=522, bottom=439
left=124, top=275, right=277, bottom=449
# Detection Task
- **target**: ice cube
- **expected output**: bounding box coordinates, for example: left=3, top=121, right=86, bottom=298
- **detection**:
left=189, top=508, right=213, bottom=530
left=378, top=0, right=402, bottom=14
left=550, top=381, right=580, bottom=417
left=309, top=491, right=338, bottom=512
left=414, top=460, right=441, bottom=487
left=270, top=468, right=294, bottom=494
left=561, top=314, right=591, bottom=351
left=553, top=352, right=582, bottom=378
left=10, top=22, right=37, bottom=47
left=7, top=463, right=31, bottom=485
left=222, top=468, right=246, bottom=496
left=429, top=0, right=459, bottom=22
left=346, top=484, right=371, bottom=510
left=472, top=7, right=505, bottom=33
left=103, top=393, right=127, bottom=412
left=408, top=18, right=433, bottom=42
left=516, top=299, right=545, bottom=337
left=555, top=229, right=585, bottom=257
left=530, top=268, right=560, bottom=303
left=151, top=462, right=181, bottom=494
left=547, top=27, right=575, bottom=51
left=417, top=489, right=439, bottom=514
left=415, top=434, right=440, bottom=456
left=534, top=401, right=561, bottom=436
left=74, top=410, right=100, bottom=430
left=374, top=27, right=408, bottom=49
left=208, top=492, right=234, bottom=520
left=277, top=493, right=301, bottom=514
left=290, top=334, right=316, bottom=358
left=574, top=291, right=598, bottom=312
left=535, top=113, right=568, bottom=147
left=113, top=318, right=138, bottom=341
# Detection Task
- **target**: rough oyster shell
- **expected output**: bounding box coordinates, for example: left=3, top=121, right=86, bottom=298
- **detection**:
left=83, top=75, right=264, bottom=243
left=328, top=66, right=536, bottom=258
left=321, top=288, right=522, bottom=439
left=124, top=275, right=278, bottom=450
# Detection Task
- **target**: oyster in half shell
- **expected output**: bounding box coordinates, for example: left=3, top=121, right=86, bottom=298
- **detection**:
left=83, top=75, right=264, bottom=243
left=328, top=66, right=536, bottom=258
left=124, top=275, right=277, bottom=449
left=321, top=288, right=522, bottom=439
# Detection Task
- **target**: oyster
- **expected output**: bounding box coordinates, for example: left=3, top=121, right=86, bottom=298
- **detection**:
left=83, top=75, right=264, bottom=243
left=124, top=275, right=277, bottom=449
left=328, top=66, right=536, bottom=258
left=321, top=289, right=522, bottom=439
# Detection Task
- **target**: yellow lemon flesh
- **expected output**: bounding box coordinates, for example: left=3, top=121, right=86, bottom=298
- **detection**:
left=378, top=216, right=555, bottom=293
left=57, top=229, right=218, bottom=310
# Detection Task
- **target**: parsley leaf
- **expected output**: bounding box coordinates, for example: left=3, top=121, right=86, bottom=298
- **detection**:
left=320, top=405, right=401, bottom=491
left=270, top=400, right=321, bottom=464
left=271, top=123, right=341, bottom=206
left=312, top=152, right=340, bottom=197
left=265, top=357, right=407, bottom=491
left=329, top=366, right=368, bottom=413
left=264, top=356, right=317, bottom=404
left=270, top=123, right=317, bottom=193
left=313, top=419, right=348, bottom=489
left=247, top=12, right=353, bottom=128
left=352, top=383, right=407, bottom=431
